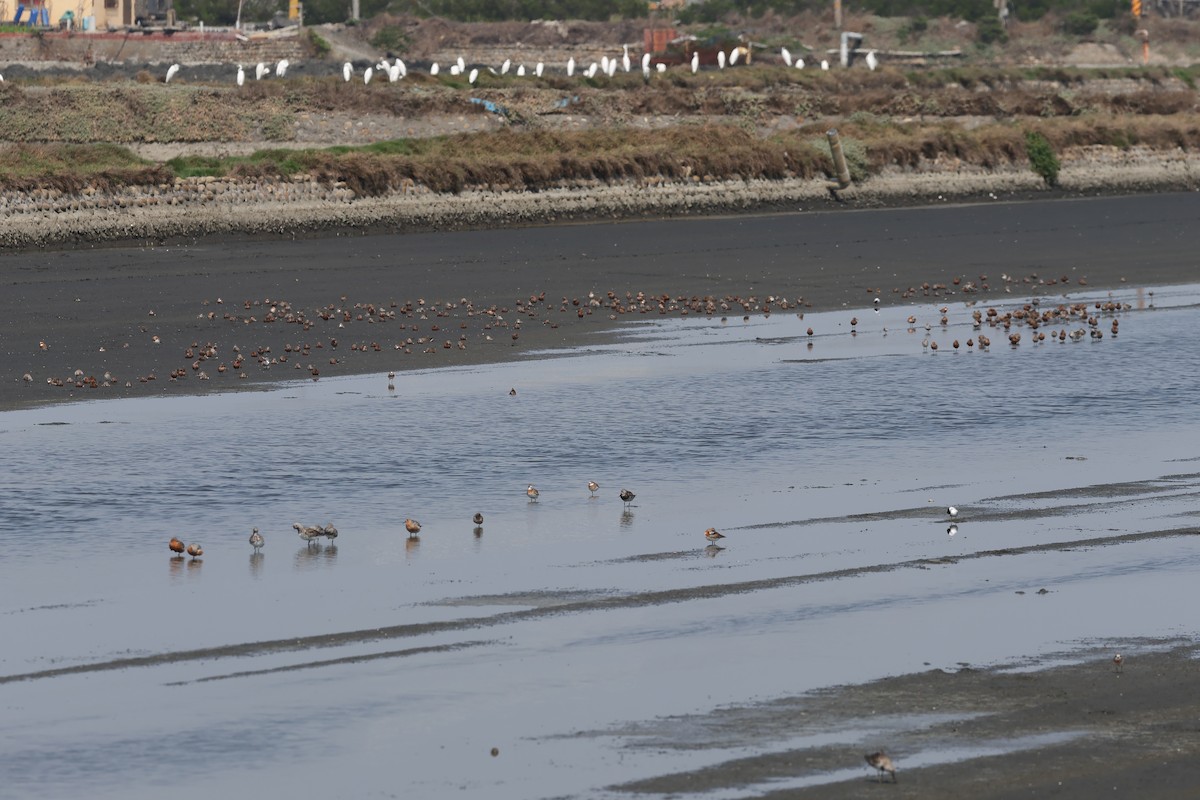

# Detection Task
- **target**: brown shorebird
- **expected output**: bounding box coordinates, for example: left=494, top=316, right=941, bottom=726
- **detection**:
left=865, top=751, right=897, bottom=782
left=473, top=512, right=484, bottom=525
left=293, top=522, right=322, bottom=546
left=527, top=484, right=540, bottom=503
left=619, top=488, right=635, bottom=506
left=185, top=543, right=204, bottom=560
left=169, top=537, right=186, bottom=556
left=320, top=523, right=338, bottom=542
left=587, top=481, right=600, bottom=497
left=405, top=518, right=422, bottom=537
left=248, top=527, right=264, bottom=552
left=704, top=527, right=726, bottom=543
left=1113, top=653, right=1124, bottom=673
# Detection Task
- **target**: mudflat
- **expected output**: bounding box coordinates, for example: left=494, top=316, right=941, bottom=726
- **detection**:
left=2, top=191, right=1192, bottom=411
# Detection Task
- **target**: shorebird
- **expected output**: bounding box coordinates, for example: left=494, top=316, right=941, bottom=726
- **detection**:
left=321, top=523, right=338, bottom=542
left=405, top=518, right=422, bottom=537
left=865, top=751, right=897, bottom=782
left=293, top=522, right=322, bottom=546
left=1114, top=653, right=1124, bottom=673
left=186, top=543, right=203, bottom=560
left=619, top=488, right=635, bottom=506
left=947, top=506, right=959, bottom=519
left=169, top=537, right=186, bottom=556
left=587, top=481, right=600, bottom=497
left=473, top=512, right=484, bottom=525
left=249, top=527, right=264, bottom=552
left=704, top=527, right=726, bottom=543
left=527, top=484, right=540, bottom=502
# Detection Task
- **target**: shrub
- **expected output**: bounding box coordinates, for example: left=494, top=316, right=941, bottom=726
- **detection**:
left=1062, top=11, right=1099, bottom=37
left=976, top=16, right=1008, bottom=45
left=1025, top=130, right=1060, bottom=187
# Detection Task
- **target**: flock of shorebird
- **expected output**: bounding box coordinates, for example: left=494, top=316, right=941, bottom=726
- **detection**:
left=156, top=41, right=879, bottom=88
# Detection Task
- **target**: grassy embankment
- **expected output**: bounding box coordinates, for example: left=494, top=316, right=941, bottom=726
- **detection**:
left=0, top=65, right=1198, bottom=195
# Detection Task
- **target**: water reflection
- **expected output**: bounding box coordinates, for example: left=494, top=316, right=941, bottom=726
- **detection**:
left=619, top=510, right=635, bottom=528
left=293, top=543, right=338, bottom=570
left=248, top=551, right=265, bottom=578
left=168, top=555, right=185, bottom=583
left=704, top=544, right=725, bottom=558
left=405, top=536, right=420, bottom=560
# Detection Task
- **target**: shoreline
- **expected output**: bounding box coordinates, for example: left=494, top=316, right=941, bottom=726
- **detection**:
left=3, top=189, right=1197, bottom=414
left=2, top=147, right=1198, bottom=251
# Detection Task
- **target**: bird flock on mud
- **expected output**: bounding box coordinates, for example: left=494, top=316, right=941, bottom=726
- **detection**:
left=26, top=271, right=1135, bottom=395
left=153, top=41, right=880, bottom=88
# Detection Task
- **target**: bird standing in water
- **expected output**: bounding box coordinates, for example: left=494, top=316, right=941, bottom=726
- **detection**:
left=619, top=488, right=635, bottom=506
left=704, top=528, right=726, bottom=544
left=587, top=481, right=599, bottom=497
left=527, top=484, right=540, bottom=503
left=473, top=512, right=484, bottom=526
left=249, top=528, right=264, bottom=552
left=169, top=537, right=185, bottom=556
left=405, top=518, right=422, bottom=537
left=865, top=751, right=897, bottom=782
left=186, top=543, right=203, bottom=560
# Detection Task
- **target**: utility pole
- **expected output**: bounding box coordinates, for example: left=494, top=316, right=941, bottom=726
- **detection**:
left=834, top=0, right=842, bottom=30
left=351, top=0, right=360, bottom=21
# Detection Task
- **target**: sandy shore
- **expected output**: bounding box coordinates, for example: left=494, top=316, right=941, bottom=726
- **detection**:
left=609, top=640, right=1200, bottom=798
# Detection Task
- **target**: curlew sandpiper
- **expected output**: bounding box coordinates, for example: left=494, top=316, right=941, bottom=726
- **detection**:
left=405, top=518, right=422, bottom=536
left=527, top=484, right=540, bottom=503
left=169, top=537, right=186, bottom=556
left=249, top=528, right=264, bottom=552
left=587, top=481, right=600, bottom=497
left=186, top=543, right=203, bottom=560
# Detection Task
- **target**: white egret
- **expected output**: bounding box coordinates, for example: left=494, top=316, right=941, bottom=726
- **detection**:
left=535, top=61, right=544, bottom=77
left=276, top=59, right=288, bottom=77
left=642, top=63, right=650, bottom=80
left=516, top=64, right=525, bottom=77
left=164, top=63, right=179, bottom=83
left=717, top=51, right=726, bottom=69
left=691, top=51, right=699, bottom=73
left=566, top=57, right=575, bottom=77
left=430, top=62, right=440, bottom=76
left=396, top=59, right=406, bottom=77
left=729, top=48, right=740, bottom=65
left=255, top=62, right=268, bottom=80
left=641, top=52, right=650, bottom=72
left=585, top=62, right=598, bottom=78
left=343, top=62, right=352, bottom=82
left=606, top=59, right=617, bottom=77
left=795, top=57, right=805, bottom=69
left=656, top=63, right=666, bottom=73
left=236, top=64, right=245, bottom=86
left=388, top=62, right=401, bottom=82
left=622, top=45, right=631, bottom=73
left=364, top=66, right=373, bottom=84
left=781, top=47, right=792, bottom=67
left=601, top=55, right=610, bottom=74
left=501, top=58, right=511, bottom=75
left=865, top=50, right=878, bottom=71
left=449, top=64, right=460, bottom=75
left=468, top=68, right=478, bottom=84
left=457, top=56, right=465, bottom=72
left=820, top=59, right=830, bottom=70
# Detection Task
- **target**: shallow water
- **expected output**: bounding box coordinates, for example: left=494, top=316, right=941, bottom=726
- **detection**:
left=1, top=282, right=1199, bottom=798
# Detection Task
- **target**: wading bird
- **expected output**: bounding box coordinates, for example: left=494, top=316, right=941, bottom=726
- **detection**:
left=865, top=752, right=897, bottom=782
left=249, top=527, right=264, bottom=552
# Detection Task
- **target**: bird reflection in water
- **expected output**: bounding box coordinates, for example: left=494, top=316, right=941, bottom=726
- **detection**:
left=704, top=544, right=725, bottom=558
left=248, top=551, right=265, bottom=578
left=293, top=542, right=338, bottom=570
left=405, top=536, right=420, bottom=560
left=619, top=510, right=635, bottom=528
left=168, top=554, right=186, bottom=582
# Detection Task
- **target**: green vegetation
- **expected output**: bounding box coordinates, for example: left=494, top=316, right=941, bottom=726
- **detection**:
left=1025, top=130, right=1060, bottom=186
left=369, top=24, right=410, bottom=54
